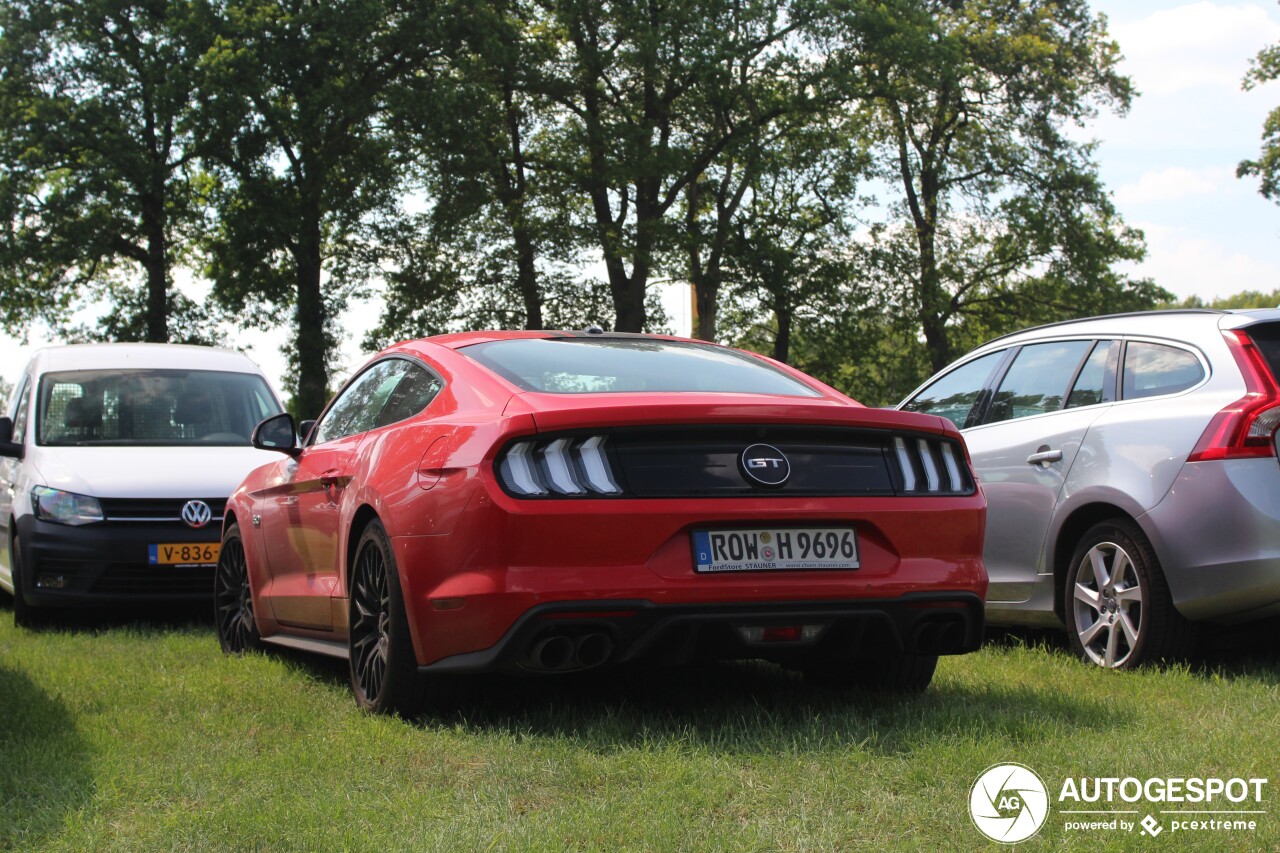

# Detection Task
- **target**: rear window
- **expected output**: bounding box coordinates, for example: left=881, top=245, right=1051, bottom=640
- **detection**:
left=462, top=338, right=821, bottom=397
left=37, top=369, right=281, bottom=446
left=1245, top=323, right=1280, bottom=380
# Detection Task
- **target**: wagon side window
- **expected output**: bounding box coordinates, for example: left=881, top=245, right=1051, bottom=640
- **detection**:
left=901, top=350, right=1005, bottom=428
left=1121, top=342, right=1205, bottom=400
left=986, top=340, right=1094, bottom=424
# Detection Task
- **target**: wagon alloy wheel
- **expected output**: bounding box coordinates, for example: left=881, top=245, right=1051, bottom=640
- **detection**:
left=1071, top=539, right=1145, bottom=668
left=214, top=525, right=260, bottom=653
left=347, top=520, right=427, bottom=716
left=1065, top=519, right=1196, bottom=669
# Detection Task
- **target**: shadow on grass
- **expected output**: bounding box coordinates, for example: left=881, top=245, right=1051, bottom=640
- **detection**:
left=988, top=622, right=1280, bottom=685
left=237, top=637, right=1119, bottom=756
left=423, top=660, right=1121, bottom=757
left=8, top=599, right=214, bottom=635
left=0, top=665, right=93, bottom=848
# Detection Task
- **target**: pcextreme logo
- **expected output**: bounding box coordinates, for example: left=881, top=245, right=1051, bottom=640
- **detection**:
left=970, top=764, right=1051, bottom=843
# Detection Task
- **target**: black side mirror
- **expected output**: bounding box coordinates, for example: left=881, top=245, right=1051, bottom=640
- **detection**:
left=298, top=419, right=317, bottom=444
left=0, top=416, right=20, bottom=459
left=251, top=413, right=300, bottom=456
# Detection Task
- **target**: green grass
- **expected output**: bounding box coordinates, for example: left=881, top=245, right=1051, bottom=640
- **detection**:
left=1, top=608, right=1276, bottom=851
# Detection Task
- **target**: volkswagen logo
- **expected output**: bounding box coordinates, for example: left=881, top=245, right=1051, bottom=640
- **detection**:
left=181, top=500, right=213, bottom=529
left=740, top=443, right=790, bottom=488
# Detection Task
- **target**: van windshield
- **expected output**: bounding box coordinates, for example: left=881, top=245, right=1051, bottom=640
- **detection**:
left=37, top=369, right=281, bottom=446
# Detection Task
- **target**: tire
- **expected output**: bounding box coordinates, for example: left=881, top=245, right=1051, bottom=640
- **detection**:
left=11, top=536, right=43, bottom=629
left=348, top=521, right=426, bottom=717
left=804, top=653, right=939, bottom=694
left=214, top=524, right=262, bottom=653
left=1064, top=518, right=1196, bottom=669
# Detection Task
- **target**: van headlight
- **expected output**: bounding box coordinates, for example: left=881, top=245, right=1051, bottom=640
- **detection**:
left=32, top=486, right=104, bottom=526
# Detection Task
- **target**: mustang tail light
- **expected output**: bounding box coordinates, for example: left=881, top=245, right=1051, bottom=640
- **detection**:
left=893, top=436, right=972, bottom=494
left=498, top=435, right=623, bottom=496
left=1188, top=329, right=1280, bottom=462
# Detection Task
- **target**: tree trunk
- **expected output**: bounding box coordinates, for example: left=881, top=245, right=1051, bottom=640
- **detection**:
left=141, top=193, right=168, bottom=343
left=513, top=225, right=542, bottom=330
left=499, top=78, right=542, bottom=330
left=773, top=298, right=792, bottom=364
left=293, top=222, right=328, bottom=419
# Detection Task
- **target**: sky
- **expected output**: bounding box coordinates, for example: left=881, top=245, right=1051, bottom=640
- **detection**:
left=3, top=0, right=1280, bottom=396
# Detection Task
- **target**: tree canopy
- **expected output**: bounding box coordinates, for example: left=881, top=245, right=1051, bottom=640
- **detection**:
left=0, top=0, right=1172, bottom=408
left=0, top=0, right=211, bottom=342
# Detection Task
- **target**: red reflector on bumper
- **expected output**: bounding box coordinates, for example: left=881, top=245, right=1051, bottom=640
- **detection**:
left=762, top=625, right=802, bottom=643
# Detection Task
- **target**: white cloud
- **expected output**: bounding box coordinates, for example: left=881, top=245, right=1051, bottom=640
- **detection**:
left=1127, top=222, right=1280, bottom=299
left=1114, top=166, right=1225, bottom=204
left=1110, top=3, right=1280, bottom=96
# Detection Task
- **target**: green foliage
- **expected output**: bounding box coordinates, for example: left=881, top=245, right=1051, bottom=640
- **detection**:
left=836, top=0, right=1162, bottom=379
left=1165, top=288, right=1280, bottom=310
left=0, top=0, right=1167, bottom=401
left=1240, top=37, right=1280, bottom=200
left=0, top=0, right=208, bottom=342
left=195, top=0, right=445, bottom=417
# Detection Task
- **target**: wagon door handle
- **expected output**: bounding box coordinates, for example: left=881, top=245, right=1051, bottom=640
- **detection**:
left=1026, top=448, right=1063, bottom=466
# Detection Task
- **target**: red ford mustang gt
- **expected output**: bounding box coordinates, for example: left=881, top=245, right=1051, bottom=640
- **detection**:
left=216, top=330, right=987, bottom=714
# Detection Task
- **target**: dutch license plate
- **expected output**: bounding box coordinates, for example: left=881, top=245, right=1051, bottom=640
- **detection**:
left=692, top=527, right=859, bottom=573
left=149, top=542, right=221, bottom=566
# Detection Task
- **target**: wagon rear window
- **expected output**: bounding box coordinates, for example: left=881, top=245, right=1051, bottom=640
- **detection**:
left=462, top=338, right=821, bottom=396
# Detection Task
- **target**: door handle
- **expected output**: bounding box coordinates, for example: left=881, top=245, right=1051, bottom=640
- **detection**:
left=320, top=469, right=341, bottom=488
left=1026, top=449, right=1063, bottom=465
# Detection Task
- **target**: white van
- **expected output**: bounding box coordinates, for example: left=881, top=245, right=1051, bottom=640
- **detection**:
left=0, top=344, right=284, bottom=625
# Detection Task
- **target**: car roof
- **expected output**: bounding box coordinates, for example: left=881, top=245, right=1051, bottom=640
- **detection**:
left=976, top=308, right=1280, bottom=351
left=25, top=343, right=268, bottom=376
left=423, top=329, right=691, bottom=350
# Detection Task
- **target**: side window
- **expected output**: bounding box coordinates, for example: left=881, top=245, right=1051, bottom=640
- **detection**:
left=1065, top=341, right=1114, bottom=409
left=1122, top=342, right=1204, bottom=400
left=986, top=340, right=1093, bottom=424
left=374, top=364, right=442, bottom=429
left=10, top=375, right=31, bottom=443
left=312, top=358, right=440, bottom=445
left=901, top=351, right=1005, bottom=428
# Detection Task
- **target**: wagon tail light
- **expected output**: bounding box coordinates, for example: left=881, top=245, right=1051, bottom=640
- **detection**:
left=498, top=435, right=623, bottom=496
left=1188, top=329, right=1280, bottom=462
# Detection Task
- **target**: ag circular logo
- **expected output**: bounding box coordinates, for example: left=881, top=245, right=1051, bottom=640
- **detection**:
left=739, top=443, right=790, bottom=488
left=181, top=499, right=213, bottom=529
left=970, top=763, right=1050, bottom=843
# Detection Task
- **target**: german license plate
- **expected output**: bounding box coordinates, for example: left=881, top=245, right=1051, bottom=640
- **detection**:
left=692, top=527, right=859, bottom=573
left=149, top=542, right=221, bottom=566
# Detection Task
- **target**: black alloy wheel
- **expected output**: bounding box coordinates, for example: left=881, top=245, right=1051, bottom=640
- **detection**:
left=348, top=520, right=424, bottom=716
left=214, top=524, right=261, bottom=653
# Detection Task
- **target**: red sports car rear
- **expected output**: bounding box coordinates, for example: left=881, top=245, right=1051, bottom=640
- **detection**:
left=216, top=331, right=987, bottom=714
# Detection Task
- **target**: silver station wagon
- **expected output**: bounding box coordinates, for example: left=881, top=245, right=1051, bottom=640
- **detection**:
left=900, top=310, right=1280, bottom=668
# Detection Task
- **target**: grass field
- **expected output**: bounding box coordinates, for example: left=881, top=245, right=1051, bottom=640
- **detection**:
left=0, top=604, right=1276, bottom=852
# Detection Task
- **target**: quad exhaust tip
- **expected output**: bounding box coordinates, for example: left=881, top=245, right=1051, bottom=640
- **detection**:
left=913, top=616, right=967, bottom=655
left=526, top=632, right=614, bottom=672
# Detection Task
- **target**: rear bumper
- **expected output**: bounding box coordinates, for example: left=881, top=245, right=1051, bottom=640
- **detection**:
left=14, top=514, right=219, bottom=607
left=421, top=592, right=985, bottom=674
left=1142, top=459, right=1280, bottom=622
